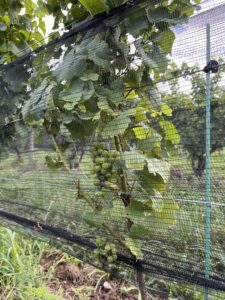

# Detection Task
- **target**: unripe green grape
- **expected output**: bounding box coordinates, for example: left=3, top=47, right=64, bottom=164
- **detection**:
left=102, top=163, right=111, bottom=170
left=97, top=148, right=103, bottom=154
left=95, top=240, right=101, bottom=247
left=111, top=247, right=117, bottom=255
left=105, top=244, right=111, bottom=251
left=97, top=238, right=106, bottom=247
left=95, top=157, right=105, bottom=164
left=113, top=151, right=120, bottom=158
left=94, top=179, right=101, bottom=186
left=93, top=165, right=101, bottom=172
left=108, top=150, right=114, bottom=157
left=112, top=254, right=117, bottom=261
left=108, top=157, right=115, bottom=163
left=107, top=256, right=114, bottom=263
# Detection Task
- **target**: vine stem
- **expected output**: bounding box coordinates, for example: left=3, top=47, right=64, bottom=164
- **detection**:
left=114, top=135, right=129, bottom=194
left=51, top=134, right=71, bottom=173
left=136, top=270, right=148, bottom=300
left=114, top=135, right=148, bottom=300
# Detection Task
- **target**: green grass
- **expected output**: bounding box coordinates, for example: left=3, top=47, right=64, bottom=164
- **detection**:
left=0, top=227, right=64, bottom=300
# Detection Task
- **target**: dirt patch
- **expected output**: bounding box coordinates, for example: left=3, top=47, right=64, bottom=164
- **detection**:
left=39, top=251, right=160, bottom=300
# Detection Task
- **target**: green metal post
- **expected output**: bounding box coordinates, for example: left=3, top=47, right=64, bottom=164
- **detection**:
left=204, top=23, right=211, bottom=300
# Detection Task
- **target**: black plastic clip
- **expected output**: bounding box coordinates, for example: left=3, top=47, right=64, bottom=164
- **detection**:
left=203, top=60, right=219, bottom=73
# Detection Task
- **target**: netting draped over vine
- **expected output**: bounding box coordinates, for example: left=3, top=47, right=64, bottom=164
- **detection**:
left=0, top=0, right=225, bottom=298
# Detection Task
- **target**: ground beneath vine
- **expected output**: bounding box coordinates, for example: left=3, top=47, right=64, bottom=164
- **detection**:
left=40, top=251, right=161, bottom=300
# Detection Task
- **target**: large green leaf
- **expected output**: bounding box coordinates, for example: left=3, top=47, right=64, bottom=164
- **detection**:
left=146, top=158, right=170, bottom=183
left=3, top=65, right=28, bottom=92
left=83, top=212, right=104, bottom=228
left=65, top=119, right=97, bottom=139
left=61, top=80, right=84, bottom=110
left=147, top=7, right=187, bottom=24
left=136, top=43, right=157, bottom=68
left=103, top=0, right=126, bottom=10
left=137, top=134, right=162, bottom=158
left=79, top=0, right=107, bottom=16
left=151, top=191, right=164, bottom=212
left=129, top=224, right=150, bottom=239
left=87, top=35, right=111, bottom=68
left=109, top=198, right=127, bottom=220
left=60, top=79, right=95, bottom=110
left=159, top=29, right=175, bottom=54
left=102, top=115, right=130, bottom=137
left=22, top=79, right=48, bottom=122
left=54, top=51, right=86, bottom=82
left=125, top=237, right=143, bottom=259
left=138, top=166, right=166, bottom=193
left=123, top=150, right=145, bottom=171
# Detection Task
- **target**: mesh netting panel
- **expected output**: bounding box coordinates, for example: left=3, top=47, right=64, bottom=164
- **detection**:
left=0, top=0, right=225, bottom=298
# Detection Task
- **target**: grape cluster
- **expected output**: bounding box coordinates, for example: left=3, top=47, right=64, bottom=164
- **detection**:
left=94, top=238, right=117, bottom=265
left=91, top=143, right=120, bottom=190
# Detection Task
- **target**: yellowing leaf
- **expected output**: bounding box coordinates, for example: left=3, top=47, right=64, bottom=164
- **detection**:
left=133, top=127, right=152, bottom=139
left=160, top=121, right=180, bottom=144
left=125, top=89, right=137, bottom=100
left=135, top=106, right=149, bottom=122
left=161, top=103, right=172, bottom=116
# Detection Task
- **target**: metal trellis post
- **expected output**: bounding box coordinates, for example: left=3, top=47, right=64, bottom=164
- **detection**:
left=204, top=23, right=211, bottom=300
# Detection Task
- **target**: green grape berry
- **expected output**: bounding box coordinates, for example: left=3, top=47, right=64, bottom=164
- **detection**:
left=107, top=256, right=114, bottom=263
left=94, top=179, right=101, bottom=186
left=93, top=165, right=101, bottom=172
left=102, top=163, right=111, bottom=170
left=108, top=150, right=114, bottom=157
left=111, top=247, right=117, bottom=255
left=97, top=148, right=103, bottom=154
left=105, top=244, right=111, bottom=251
left=95, top=157, right=105, bottom=164
left=112, top=254, right=117, bottom=261
left=114, top=151, right=120, bottom=159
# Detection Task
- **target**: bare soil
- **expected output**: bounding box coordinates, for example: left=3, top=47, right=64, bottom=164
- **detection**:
left=39, top=251, right=160, bottom=300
